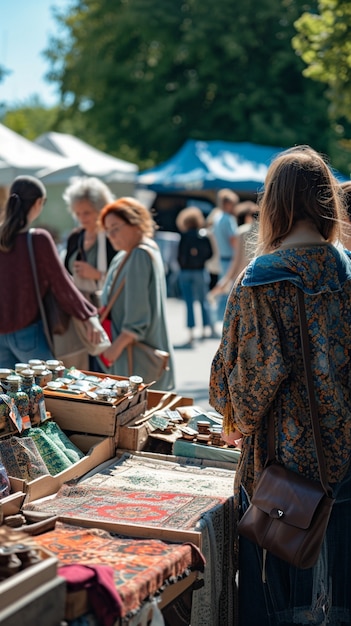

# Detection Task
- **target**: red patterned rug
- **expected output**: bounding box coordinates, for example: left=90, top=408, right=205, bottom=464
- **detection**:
left=32, top=522, right=205, bottom=617
left=24, top=483, right=226, bottom=531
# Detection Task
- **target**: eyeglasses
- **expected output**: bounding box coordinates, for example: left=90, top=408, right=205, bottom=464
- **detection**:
left=105, top=223, right=126, bottom=238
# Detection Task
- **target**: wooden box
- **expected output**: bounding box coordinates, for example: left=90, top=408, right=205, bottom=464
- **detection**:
left=44, top=372, right=147, bottom=438
left=24, top=436, right=115, bottom=503
left=0, top=547, right=59, bottom=612
left=0, top=477, right=26, bottom=519
left=117, top=391, right=194, bottom=451
left=0, top=577, right=66, bottom=626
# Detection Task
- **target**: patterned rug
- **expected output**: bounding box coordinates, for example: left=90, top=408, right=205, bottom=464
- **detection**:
left=32, top=522, right=205, bottom=618
left=23, top=483, right=225, bottom=531
left=25, top=452, right=236, bottom=626
left=82, top=452, right=235, bottom=497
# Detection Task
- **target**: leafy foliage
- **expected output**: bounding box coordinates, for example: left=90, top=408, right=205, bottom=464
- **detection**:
left=1, top=97, right=59, bottom=140
left=293, top=1, right=351, bottom=122
left=43, top=0, right=339, bottom=165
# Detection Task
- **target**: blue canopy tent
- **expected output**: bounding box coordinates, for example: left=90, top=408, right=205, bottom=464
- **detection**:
left=137, top=139, right=348, bottom=195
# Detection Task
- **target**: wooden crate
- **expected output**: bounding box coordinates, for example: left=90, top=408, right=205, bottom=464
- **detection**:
left=0, top=577, right=66, bottom=626
left=0, top=547, right=58, bottom=612
left=24, top=436, right=115, bottom=503
left=44, top=371, right=148, bottom=437
left=117, top=391, right=194, bottom=451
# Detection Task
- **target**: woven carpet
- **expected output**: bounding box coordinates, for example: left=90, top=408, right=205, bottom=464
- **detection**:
left=24, top=483, right=225, bottom=530
left=82, top=451, right=234, bottom=497
left=81, top=453, right=236, bottom=626
left=25, top=453, right=236, bottom=626
left=32, top=522, right=205, bottom=619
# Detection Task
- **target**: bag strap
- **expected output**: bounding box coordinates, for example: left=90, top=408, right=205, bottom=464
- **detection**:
left=100, top=244, right=156, bottom=374
left=77, top=230, right=87, bottom=262
left=99, top=251, right=131, bottom=322
left=267, top=286, right=332, bottom=497
left=27, top=229, right=55, bottom=355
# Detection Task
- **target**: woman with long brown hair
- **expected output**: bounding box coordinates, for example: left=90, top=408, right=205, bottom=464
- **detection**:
left=210, top=146, right=351, bottom=625
left=0, top=175, right=101, bottom=368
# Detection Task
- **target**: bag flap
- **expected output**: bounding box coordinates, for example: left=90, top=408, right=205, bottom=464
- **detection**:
left=251, top=463, right=325, bottom=529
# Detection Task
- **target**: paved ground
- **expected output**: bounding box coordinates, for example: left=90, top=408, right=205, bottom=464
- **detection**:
left=165, top=297, right=222, bottom=411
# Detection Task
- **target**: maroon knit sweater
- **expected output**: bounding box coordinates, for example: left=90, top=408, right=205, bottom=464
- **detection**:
left=0, top=229, right=96, bottom=334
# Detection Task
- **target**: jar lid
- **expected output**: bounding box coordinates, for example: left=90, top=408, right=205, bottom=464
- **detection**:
left=20, top=368, right=35, bottom=379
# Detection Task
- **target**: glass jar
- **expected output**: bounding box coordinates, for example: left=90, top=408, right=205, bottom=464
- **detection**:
left=114, top=380, right=130, bottom=397
left=11, top=544, right=41, bottom=569
left=6, top=374, right=30, bottom=431
left=31, top=366, right=53, bottom=388
left=20, top=369, right=47, bottom=426
left=0, top=368, right=13, bottom=392
left=0, top=394, right=11, bottom=433
left=129, top=375, right=143, bottom=393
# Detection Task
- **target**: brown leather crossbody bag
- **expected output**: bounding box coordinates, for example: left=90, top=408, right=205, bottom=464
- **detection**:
left=237, top=287, right=335, bottom=570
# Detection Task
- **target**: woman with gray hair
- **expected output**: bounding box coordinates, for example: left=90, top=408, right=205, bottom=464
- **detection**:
left=64, top=177, right=116, bottom=307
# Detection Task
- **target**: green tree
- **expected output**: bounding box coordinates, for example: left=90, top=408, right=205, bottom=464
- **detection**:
left=2, top=96, right=60, bottom=140
left=293, top=1, right=351, bottom=122
left=45, top=0, right=338, bottom=164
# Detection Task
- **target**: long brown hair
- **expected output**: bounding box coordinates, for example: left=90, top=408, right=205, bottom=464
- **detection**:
left=0, top=176, right=46, bottom=252
left=256, top=145, right=345, bottom=255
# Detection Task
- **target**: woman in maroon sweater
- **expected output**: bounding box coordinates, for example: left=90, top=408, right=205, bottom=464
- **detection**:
left=0, top=176, right=101, bottom=368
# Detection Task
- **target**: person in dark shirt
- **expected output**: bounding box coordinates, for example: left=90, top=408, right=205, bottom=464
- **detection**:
left=0, top=175, right=101, bottom=368
left=176, top=206, right=216, bottom=346
left=63, top=177, right=116, bottom=307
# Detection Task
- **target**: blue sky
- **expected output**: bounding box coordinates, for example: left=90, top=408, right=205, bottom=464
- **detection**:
left=0, top=0, right=71, bottom=107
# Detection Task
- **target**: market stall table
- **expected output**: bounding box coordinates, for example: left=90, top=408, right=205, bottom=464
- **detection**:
left=23, top=452, right=236, bottom=626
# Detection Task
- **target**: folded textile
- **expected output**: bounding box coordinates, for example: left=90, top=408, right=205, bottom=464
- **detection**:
left=22, top=428, right=73, bottom=475
left=0, top=460, right=10, bottom=499
left=33, top=523, right=205, bottom=617
left=0, top=436, right=49, bottom=480
left=39, top=420, right=85, bottom=464
left=59, top=564, right=123, bottom=626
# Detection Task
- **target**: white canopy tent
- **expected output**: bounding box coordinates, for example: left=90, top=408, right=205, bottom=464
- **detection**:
left=35, top=131, right=138, bottom=185
left=0, top=124, right=83, bottom=238
left=0, top=123, right=80, bottom=186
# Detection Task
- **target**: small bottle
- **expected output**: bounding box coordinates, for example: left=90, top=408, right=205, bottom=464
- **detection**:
left=20, top=369, right=47, bottom=426
left=45, top=360, right=63, bottom=381
left=6, top=375, right=30, bottom=431
left=31, top=365, right=53, bottom=388
left=0, top=394, right=11, bottom=433
left=129, top=375, right=143, bottom=393
left=15, top=363, right=29, bottom=375
left=0, top=368, right=13, bottom=392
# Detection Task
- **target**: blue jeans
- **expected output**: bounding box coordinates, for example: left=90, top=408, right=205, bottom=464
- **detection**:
left=0, top=320, right=53, bottom=369
left=217, top=258, right=231, bottom=321
left=178, top=269, right=213, bottom=329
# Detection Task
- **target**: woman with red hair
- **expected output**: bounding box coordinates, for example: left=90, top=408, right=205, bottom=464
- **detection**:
left=99, top=197, right=175, bottom=390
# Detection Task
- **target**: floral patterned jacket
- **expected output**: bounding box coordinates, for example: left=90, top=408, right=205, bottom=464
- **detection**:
left=210, top=243, right=351, bottom=502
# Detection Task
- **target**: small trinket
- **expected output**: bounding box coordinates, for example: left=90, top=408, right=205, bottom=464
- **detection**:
left=114, top=380, right=130, bottom=397
left=129, top=375, right=143, bottom=392
left=95, top=388, right=112, bottom=402
left=179, top=426, right=197, bottom=441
